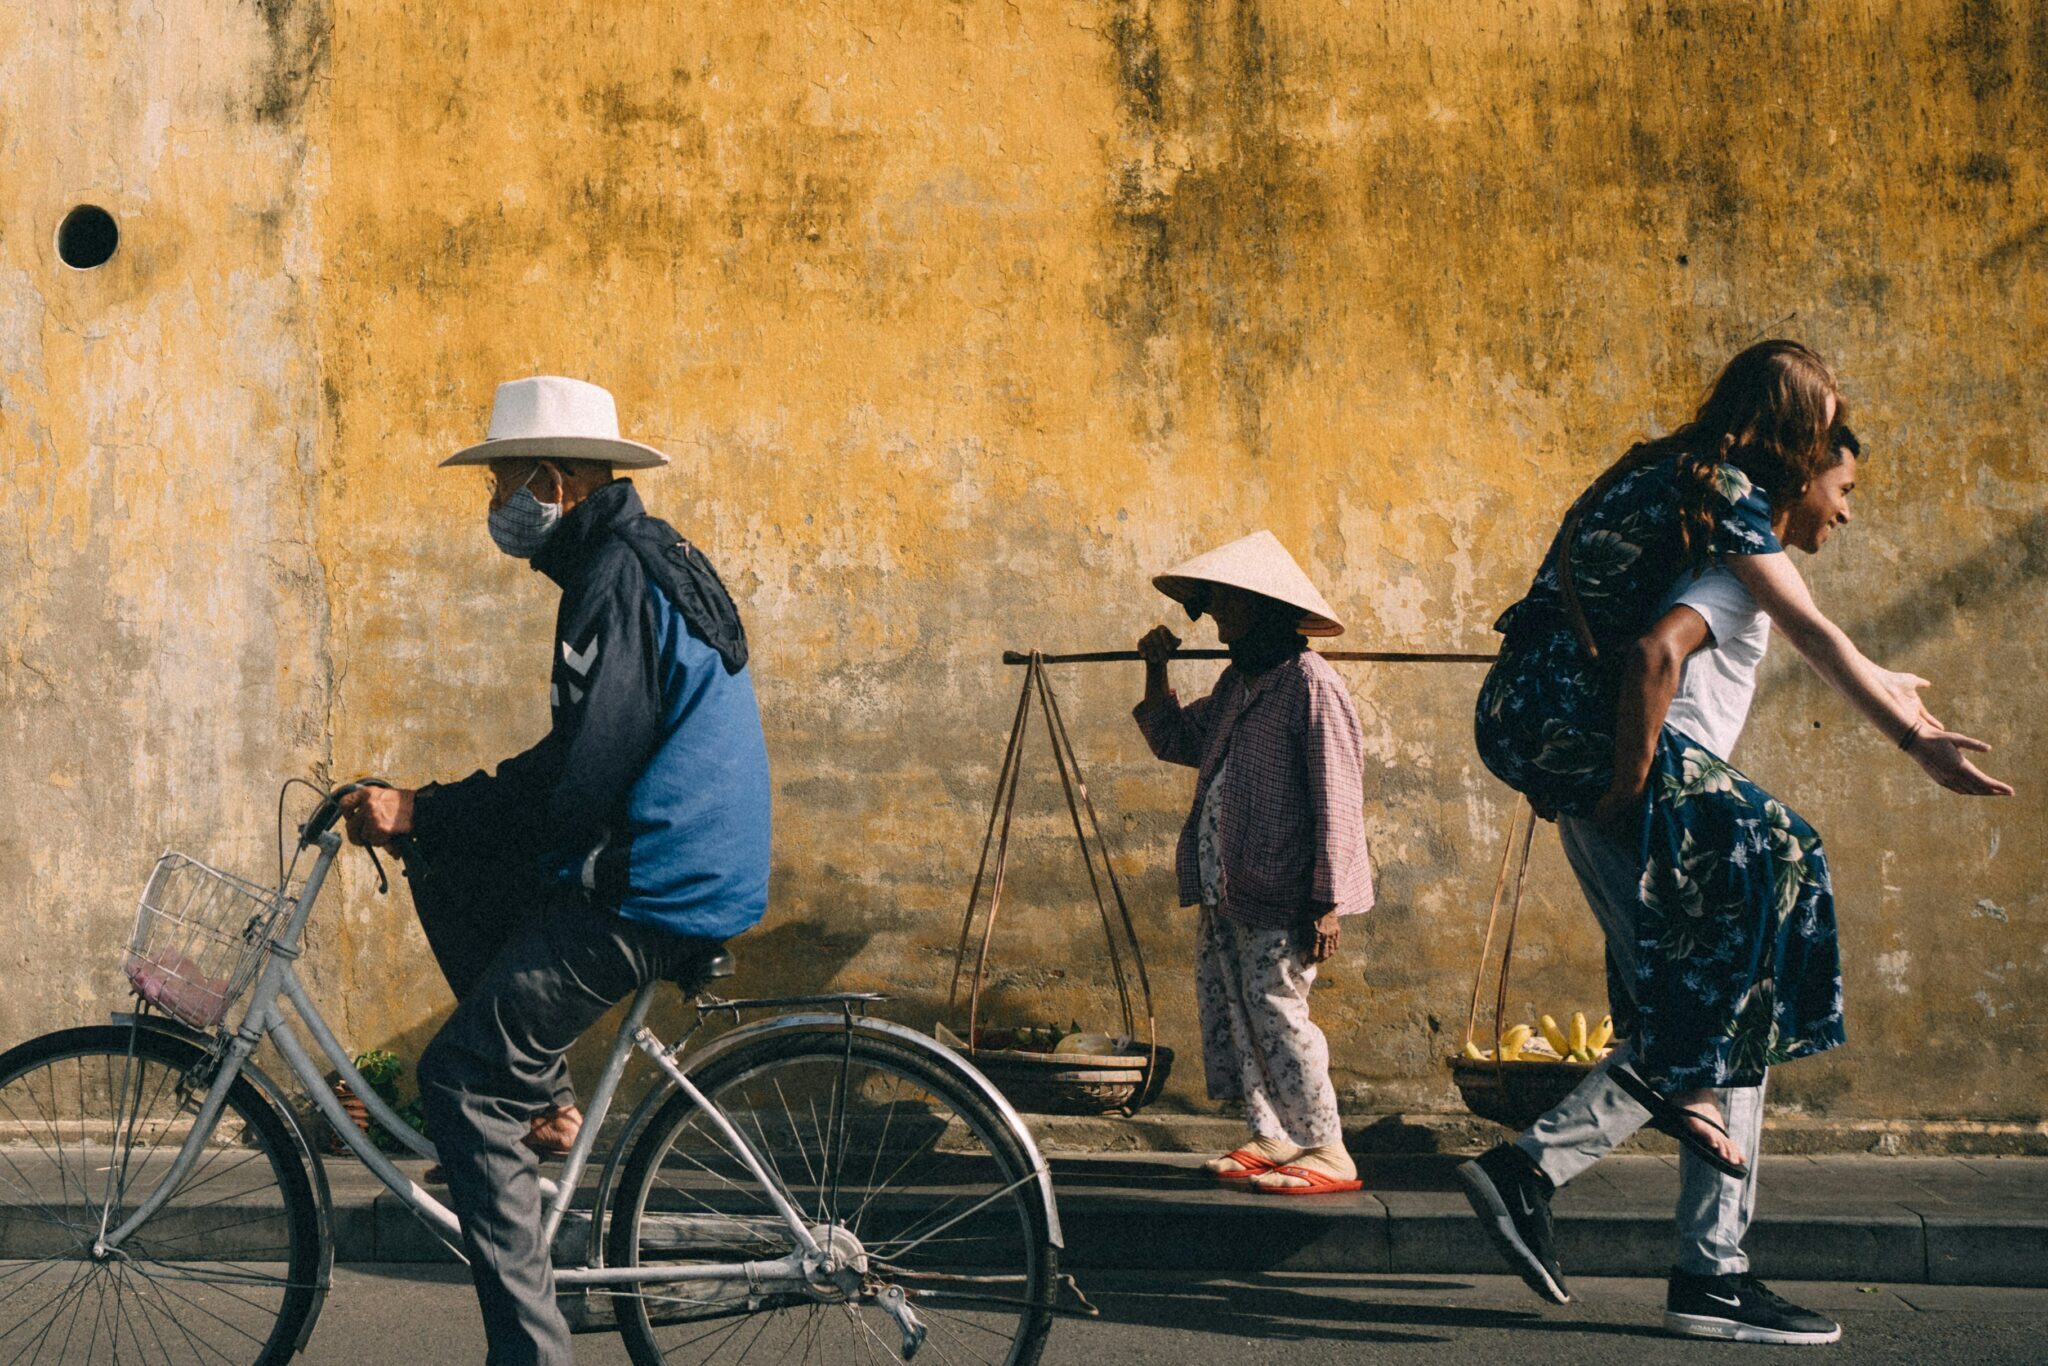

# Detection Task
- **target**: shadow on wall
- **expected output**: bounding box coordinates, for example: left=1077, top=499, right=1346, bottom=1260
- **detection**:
left=1755, top=509, right=2047, bottom=709
left=351, top=913, right=878, bottom=1132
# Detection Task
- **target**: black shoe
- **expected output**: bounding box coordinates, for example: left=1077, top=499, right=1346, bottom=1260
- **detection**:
left=1665, top=1269, right=1842, bottom=1344
left=1456, top=1142, right=1569, bottom=1304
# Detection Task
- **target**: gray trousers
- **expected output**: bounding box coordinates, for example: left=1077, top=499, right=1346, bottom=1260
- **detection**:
left=417, top=893, right=711, bottom=1365
left=411, top=857, right=577, bottom=1113
left=1514, top=815, right=1766, bottom=1277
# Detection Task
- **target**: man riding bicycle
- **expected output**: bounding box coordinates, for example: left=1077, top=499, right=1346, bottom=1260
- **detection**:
left=340, top=375, right=772, bottom=1364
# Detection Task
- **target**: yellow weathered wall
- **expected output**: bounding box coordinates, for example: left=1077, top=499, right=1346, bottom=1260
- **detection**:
left=3, top=0, right=2041, bottom=1136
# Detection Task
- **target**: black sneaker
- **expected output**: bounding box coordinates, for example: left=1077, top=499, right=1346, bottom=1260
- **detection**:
left=1665, top=1270, right=1842, bottom=1344
left=1456, top=1142, right=1569, bottom=1304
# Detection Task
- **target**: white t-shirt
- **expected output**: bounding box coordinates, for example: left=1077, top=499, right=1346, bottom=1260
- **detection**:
left=1659, top=565, right=1770, bottom=759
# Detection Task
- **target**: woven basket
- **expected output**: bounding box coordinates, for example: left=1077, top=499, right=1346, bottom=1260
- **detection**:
left=1447, top=1056, right=1598, bottom=1132
left=1451, top=798, right=1617, bottom=1132
left=964, top=1043, right=1175, bottom=1117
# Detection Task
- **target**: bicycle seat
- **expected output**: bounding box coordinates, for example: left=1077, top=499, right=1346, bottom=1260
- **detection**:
left=671, top=940, right=735, bottom=996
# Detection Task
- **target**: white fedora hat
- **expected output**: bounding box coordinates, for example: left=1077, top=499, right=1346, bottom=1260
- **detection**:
left=1153, top=530, right=1345, bottom=637
left=441, top=376, right=670, bottom=469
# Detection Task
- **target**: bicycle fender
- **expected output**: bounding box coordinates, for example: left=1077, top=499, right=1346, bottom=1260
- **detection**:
left=112, top=1012, right=336, bottom=1347
left=666, top=1012, right=1065, bottom=1248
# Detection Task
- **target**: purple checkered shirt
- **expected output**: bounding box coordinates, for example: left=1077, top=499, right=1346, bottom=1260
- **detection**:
left=1133, top=650, right=1374, bottom=929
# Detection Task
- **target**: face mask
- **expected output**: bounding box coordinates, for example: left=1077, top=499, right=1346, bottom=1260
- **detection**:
left=488, top=475, right=562, bottom=559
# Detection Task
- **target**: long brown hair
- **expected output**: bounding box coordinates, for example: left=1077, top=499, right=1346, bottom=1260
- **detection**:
left=1584, top=340, right=1845, bottom=568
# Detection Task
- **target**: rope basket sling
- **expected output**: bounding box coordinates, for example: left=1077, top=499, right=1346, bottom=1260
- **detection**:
left=1451, top=500, right=1618, bottom=1130
left=946, top=652, right=1172, bottom=1116
left=1444, top=798, right=1611, bottom=1130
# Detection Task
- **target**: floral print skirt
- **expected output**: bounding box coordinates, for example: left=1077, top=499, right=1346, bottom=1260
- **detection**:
left=1630, top=731, right=1846, bottom=1089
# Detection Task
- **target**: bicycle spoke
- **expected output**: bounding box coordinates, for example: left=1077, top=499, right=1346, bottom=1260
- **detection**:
left=860, top=1172, right=1040, bottom=1263
left=0, top=1029, right=314, bottom=1363
left=125, top=1262, right=239, bottom=1365
left=727, top=1301, right=780, bottom=1362
left=737, top=1087, right=804, bottom=1224
left=118, top=1261, right=298, bottom=1291
left=124, top=1261, right=289, bottom=1323
left=0, top=1260, right=87, bottom=1356
left=5, top=1258, right=92, bottom=1365
left=124, top=1268, right=271, bottom=1348
left=848, top=1086, right=904, bottom=1239
left=661, top=1303, right=754, bottom=1360
left=617, top=1036, right=1049, bottom=1366
left=768, top=1078, right=824, bottom=1213
left=840, top=1114, right=950, bottom=1237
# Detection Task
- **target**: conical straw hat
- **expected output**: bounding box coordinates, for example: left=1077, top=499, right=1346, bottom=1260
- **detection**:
left=1152, top=530, right=1345, bottom=637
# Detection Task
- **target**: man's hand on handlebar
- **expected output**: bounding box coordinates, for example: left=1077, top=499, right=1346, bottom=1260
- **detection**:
left=339, top=786, right=415, bottom=847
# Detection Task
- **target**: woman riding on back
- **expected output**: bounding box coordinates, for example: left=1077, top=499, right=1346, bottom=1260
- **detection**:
left=1463, top=340, right=2010, bottom=1346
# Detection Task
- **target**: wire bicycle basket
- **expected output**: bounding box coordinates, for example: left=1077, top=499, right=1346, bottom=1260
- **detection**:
left=123, top=853, right=291, bottom=1030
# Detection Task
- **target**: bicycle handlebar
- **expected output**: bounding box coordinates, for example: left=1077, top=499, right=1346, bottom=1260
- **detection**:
left=299, top=778, right=393, bottom=848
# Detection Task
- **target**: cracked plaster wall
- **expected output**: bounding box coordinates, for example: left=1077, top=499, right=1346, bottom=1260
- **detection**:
left=1, top=0, right=2040, bottom=1132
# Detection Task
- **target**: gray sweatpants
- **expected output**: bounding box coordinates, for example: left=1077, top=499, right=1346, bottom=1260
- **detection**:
left=1513, top=815, right=1766, bottom=1277
left=417, top=893, right=713, bottom=1365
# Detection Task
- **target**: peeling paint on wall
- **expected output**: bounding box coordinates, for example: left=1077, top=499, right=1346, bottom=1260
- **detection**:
left=1, top=0, right=2041, bottom=1128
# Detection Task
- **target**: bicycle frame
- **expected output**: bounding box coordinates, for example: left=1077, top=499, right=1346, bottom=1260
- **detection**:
left=95, top=830, right=841, bottom=1296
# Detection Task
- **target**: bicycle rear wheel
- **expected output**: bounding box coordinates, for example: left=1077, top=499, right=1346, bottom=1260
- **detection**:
left=608, top=1028, right=1056, bottom=1366
left=0, top=1024, right=320, bottom=1364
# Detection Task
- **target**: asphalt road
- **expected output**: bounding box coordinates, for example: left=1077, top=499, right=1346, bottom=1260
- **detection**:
left=301, top=1266, right=2048, bottom=1364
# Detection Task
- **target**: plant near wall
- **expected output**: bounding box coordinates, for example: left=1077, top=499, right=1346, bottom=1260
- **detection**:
left=334, top=1048, right=429, bottom=1153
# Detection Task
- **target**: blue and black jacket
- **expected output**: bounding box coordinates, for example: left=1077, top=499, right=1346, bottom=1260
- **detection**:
left=409, top=480, right=772, bottom=941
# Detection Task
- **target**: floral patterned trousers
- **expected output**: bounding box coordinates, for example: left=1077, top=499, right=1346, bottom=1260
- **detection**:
left=1195, top=909, right=1343, bottom=1149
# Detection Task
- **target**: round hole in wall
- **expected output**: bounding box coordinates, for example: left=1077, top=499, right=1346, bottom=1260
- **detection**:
left=57, top=205, right=120, bottom=270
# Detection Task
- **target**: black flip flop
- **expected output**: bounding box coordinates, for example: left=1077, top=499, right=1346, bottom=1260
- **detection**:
left=1608, top=1065, right=1751, bottom=1180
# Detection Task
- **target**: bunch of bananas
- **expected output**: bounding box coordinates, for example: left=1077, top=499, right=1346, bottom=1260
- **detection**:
left=1461, top=1011, right=1615, bottom=1065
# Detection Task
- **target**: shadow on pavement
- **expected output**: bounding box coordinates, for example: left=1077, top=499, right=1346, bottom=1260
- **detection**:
left=1077, top=1272, right=1675, bottom=1345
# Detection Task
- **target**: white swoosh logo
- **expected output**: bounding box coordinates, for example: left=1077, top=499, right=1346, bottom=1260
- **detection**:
left=1704, top=1292, right=1742, bottom=1307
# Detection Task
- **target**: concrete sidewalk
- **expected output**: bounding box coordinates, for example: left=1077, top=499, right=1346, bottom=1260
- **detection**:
left=329, top=1152, right=2048, bottom=1287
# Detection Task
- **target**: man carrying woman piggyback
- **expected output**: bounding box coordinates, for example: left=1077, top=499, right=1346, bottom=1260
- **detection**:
left=1466, top=340, right=2010, bottom=1346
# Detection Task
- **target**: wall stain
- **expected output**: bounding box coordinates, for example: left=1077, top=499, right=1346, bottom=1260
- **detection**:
left=10, top=0, right=2037, bottom=1132
left=248, top=0, right=331, bottom=126
left=1099, top=0, right=1325, bottom=456
left=1950, top=0, right=2016, bottom=103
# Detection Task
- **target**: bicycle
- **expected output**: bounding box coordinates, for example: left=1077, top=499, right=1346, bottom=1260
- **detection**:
left=0, top=780, right=1066, bottom=1363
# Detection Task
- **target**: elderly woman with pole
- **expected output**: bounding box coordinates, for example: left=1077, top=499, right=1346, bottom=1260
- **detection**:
left=1132, top=532, right=1374, bottom=1196
left=1463, top=341, right=2010, bottom=1345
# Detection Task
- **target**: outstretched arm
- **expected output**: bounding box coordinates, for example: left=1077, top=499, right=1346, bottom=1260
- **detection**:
left=1726, top=552, right=2012, bottom=797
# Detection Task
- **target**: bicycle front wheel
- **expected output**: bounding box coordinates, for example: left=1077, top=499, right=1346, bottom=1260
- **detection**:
left=608, top=1027, right=1056, bottom=1366
left=0, top=1024, right=320, bottom=1364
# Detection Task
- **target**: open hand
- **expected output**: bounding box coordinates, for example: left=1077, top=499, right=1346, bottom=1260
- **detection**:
left=1910, top=730, right=2014, bottom=797
left=1874, top=667, right=1944, bottom=730
left=340, top=786, right=415, bottom=846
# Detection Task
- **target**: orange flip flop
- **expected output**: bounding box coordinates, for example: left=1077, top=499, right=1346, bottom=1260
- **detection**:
left=1249, top=1164, right=1364, bottom=1196
left=1207, top=1148, right=1282, bottom=1181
